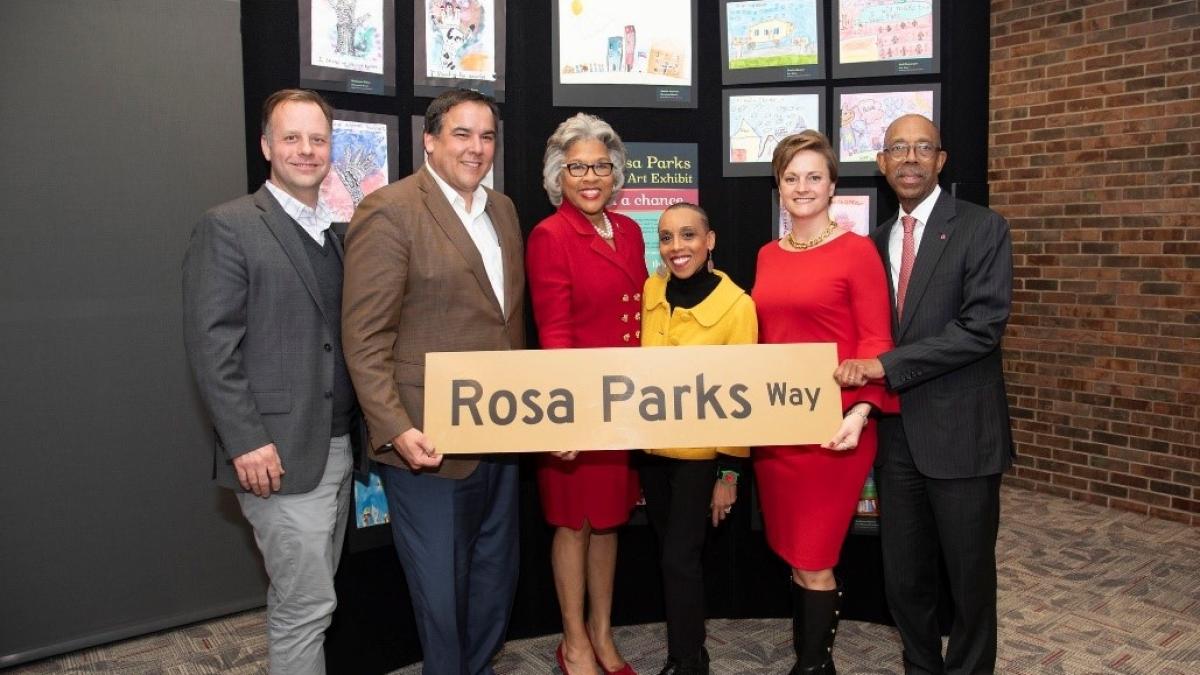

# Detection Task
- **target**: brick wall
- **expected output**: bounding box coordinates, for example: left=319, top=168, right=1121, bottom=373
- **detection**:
left=989, top=0, right=1199, bottom=525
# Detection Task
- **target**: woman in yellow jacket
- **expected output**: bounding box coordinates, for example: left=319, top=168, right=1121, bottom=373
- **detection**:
left=639, top=202, right=758, bottom=675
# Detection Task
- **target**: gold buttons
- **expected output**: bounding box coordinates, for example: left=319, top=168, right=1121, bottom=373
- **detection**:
left=621, top=314, right=629, bottom=323
left=623, top=333, right=630, bottom=342
left=622, top=294, right=629, bottom=302
left=633, top=293, right=641, bottom=301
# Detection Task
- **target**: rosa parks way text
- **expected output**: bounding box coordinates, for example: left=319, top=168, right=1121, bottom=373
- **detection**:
left=423, top=344, right=840, bottom=453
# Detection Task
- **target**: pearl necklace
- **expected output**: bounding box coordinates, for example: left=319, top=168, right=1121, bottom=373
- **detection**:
left=593, top=212, right=614, bottom=240
left=785, top=221, right=837, bottom=250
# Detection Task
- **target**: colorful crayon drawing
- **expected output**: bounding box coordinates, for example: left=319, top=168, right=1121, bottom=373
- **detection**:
left=838, top=89, right=933, bottom=162
left=726, top=0, right=819, bottom=70
left=558, top=0, right=692, bottom=86
left=311, top=0, right=385, bottom=74
left=829, top=193, right=872, bottom=235
left=728, top=93, right=821, bottom=164
left=353, top=469, right=390, bottom=528
left=320, top=119, right=390, bottom=222
left=839, top=0, right=933, bottom=64
left=425, top=0, right=496, bottom=81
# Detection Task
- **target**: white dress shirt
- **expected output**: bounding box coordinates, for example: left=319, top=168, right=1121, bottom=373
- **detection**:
left=425, top=165, right=506, bottom=313
left=887, top=183, right=942, bottom=294
left=264, top=181, right=333, bottom=246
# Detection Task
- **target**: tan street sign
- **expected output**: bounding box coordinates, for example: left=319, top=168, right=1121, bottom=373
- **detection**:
left=424, top=343, right=841, bottom=453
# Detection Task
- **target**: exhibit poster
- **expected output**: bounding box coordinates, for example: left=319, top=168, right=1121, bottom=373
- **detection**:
left=552, top=0, right=698, bottom=108
left=411, top=116, right=503, bottom=191
left=300, top=0, right=397, bottom=95
left=723, top=87, right=824, bottom=177
left=612, top=143, right=699, bottom=273
left=774, top=188, right=877, bottom=238
left=833, top=83, right=940, bottom=176
left=320, top=110, right=399, bottom=223
left=832, top=0, right=940, bottom=78
left=720, top=0, right=824, bottom=84
left=414, top=0, right=507, bottom=100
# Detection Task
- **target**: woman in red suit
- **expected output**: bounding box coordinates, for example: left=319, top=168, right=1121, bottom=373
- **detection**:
left=527, top=113, right=645, bottom=675
left=751, top=130, right=896, bottom=675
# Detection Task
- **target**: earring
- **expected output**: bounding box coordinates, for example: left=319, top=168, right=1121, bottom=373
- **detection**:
left=656, top=262, right=669, bottom=278
left=706, top=250, right=714, bottom=273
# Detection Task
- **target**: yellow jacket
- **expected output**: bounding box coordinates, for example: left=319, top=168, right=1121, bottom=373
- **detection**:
left=640, top=270, right=758, bottom=460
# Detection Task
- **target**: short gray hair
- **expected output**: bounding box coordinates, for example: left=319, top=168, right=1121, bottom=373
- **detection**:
left=542, top=113, right=627, bottom=206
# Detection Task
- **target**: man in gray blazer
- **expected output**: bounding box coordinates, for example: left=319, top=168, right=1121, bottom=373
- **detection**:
left=183, top=89, right=358, bottom=675
left=342, top=88, right=524, bottom=675
left=836, top=114, right=1014, bottom=674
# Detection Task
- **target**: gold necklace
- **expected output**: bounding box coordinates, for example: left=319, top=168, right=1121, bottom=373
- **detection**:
left=785, top=221, right=838, bottom=250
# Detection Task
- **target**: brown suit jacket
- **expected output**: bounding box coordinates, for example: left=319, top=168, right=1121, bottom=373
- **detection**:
left=342, top=166, right=525, bottom=479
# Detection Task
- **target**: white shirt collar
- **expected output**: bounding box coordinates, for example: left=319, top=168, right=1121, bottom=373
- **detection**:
left=264, top=181, right=332, bottom=245
left=898, top=184, right=942, bottom=226
left=425, top=164, right=488, bottom=218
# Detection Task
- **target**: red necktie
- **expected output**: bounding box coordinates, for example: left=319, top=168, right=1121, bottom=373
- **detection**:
left=896, top=215, right=917, bottom=318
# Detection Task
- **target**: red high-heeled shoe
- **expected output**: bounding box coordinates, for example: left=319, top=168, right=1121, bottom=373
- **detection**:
left=595, top=658, right=637, bottom=675
left=556, top=642, right=570, bottom=674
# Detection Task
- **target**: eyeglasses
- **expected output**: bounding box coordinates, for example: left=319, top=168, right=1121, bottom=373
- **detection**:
left=563, top=161, right=615, bottom=177
left=883, top=142, right=941, bottom=160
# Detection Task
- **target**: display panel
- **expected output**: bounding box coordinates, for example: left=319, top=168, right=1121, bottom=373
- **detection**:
left=720, top=0, right=824, bottom=84
left=612, top=142, right=699, bottom=272
left=832, top=0, right=939, bottom=78
left=413, top=0, right=507, bottom=100
left=552, top=0, right=698, bottom=109
left=320, top=110, right=400, bottom=223
left=723, top=87, right=825, bottom=177
left=299, top=0, right=397, bottom=95
left=832, top=83, right=940, bottom=176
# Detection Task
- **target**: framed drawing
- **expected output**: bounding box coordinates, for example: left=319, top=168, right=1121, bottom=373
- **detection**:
left=773, top=187, right=878, bottom=238
left=552, top=0, right=698, bottom=109
left=724, top=87, right=825, bottom=177
left=299, top=0, right=397, bottom=96
left=320, top=110, right=399, bottom=223
left=832, top=83, right=940, bottom=176
left=720, top=0, right=824, bottom=84
left=832, top=0, right=940, bottom=78
left=413, top=0, right=507, bottom=100
left=411, top=116, right=504, bottom=191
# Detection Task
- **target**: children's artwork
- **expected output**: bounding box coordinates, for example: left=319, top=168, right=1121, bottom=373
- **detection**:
left=552, top=0, right=697, bottom=108
left=353, top=469, right=390, bottom=528
left=829, top=188, right=877, bottom=236
left=832, top=0, right=939, bottom=78
left=414, top=0, right=506, bottom=99
left=299, top=0, right=396, bottom=95
left=411, top=116, right=504, bottom=191
left=320, top=111, right=399, bottom=222
left=723, top=87, right=824, bottom=177
left=720, top=0, right=824, bottom=83
left=612, top=143, right=699, bottom=273
left=833, top=83, right=940, bottom=176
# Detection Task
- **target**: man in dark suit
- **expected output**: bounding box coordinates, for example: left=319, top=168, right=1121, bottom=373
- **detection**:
left=341, top=88, right=524, bottom=675
left=836, top=114, right=1014, bottom=674
left=183, top=89, right=358, bottom=674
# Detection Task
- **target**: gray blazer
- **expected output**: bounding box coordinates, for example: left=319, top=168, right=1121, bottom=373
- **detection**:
left=183, top=186, right=358, bottom=494
left=873, top=190, right=1015, bottom=479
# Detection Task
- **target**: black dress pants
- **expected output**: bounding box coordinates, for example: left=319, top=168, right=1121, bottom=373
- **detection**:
left=638, top=454, right=717, bottom=660
left=876, top=419, right=1001, bottom=675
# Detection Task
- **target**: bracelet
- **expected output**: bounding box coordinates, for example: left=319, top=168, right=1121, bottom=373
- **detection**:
left=846, top=409, right=870, bottom=427
left=718, top=469, right=739, bottom=486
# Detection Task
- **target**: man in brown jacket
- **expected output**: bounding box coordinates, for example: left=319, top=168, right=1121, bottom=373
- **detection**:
left=341, top=88, right=525, bottom=675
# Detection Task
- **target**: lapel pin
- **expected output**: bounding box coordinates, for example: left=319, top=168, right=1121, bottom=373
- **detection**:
left=939, top=232, right=947, bottom=240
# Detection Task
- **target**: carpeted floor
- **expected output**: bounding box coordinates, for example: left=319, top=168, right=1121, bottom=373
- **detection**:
left=9, top=486, right=1199, bottom=674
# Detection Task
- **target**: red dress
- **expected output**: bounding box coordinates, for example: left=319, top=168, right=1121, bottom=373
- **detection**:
left=751, top=233, right=897, bottom=570
left=526, top=201, right=647, bottom=529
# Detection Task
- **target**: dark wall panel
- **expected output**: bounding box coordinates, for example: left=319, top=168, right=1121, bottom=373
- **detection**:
left=0, top=0, right=264, bottom=666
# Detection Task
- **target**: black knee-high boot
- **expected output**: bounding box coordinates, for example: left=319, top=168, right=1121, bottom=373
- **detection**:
left=789, top=582, right=841, bottom=675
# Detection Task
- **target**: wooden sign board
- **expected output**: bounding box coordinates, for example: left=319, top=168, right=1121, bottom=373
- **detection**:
left=424, top=343, right=841, bottom=453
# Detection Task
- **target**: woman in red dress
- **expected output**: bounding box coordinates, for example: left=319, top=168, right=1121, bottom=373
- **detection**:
left=526, top=113, right=645, bottom=675
left=751, top=130, right=896, bottom=675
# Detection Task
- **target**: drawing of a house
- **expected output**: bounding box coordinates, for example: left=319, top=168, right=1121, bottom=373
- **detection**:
left=745, top=19, right=794, bottom=48
left=730, top=118, right=760, bottom=162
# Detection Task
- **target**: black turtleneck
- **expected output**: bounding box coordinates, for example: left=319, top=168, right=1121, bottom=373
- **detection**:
left=665, top=267, right=719, bottom=311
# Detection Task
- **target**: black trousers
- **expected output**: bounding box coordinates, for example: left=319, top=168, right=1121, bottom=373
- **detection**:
left=638, top=454, right=717, bottom=660
left=876, top=419, right=1001, bottom=675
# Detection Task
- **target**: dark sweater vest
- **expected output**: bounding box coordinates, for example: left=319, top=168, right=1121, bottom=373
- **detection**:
left=295, top=223, right=355, bottom=437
